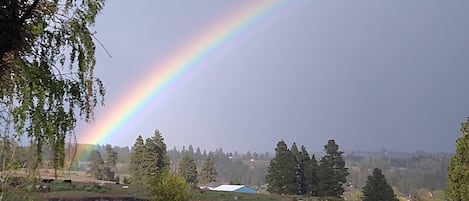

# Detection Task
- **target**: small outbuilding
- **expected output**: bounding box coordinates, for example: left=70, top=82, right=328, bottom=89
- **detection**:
left=212, top=185, right=257, bottom=194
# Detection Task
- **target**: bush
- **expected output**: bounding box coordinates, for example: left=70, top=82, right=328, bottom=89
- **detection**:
left=148, top=172, right=191, bottom=201
left=123, top=176, right=130, bottom=184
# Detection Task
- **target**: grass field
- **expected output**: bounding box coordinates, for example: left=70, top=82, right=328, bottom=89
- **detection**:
left=31, top=180, right=152, bottom=200
left=31, top=181, right=341, bottom=201
left=190, top=191, right=345, bottom=201
left=3, top=169, right=345, bottom=201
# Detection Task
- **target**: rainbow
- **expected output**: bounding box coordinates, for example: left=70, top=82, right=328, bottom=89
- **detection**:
left=76, top=1, right=286, bottom=162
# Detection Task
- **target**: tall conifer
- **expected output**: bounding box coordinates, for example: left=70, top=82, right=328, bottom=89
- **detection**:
left=300, top=145, right=318, bottom=196
left=200, top=156, right=217, bottom=184
left=317, top=139, right=348, bottom=197
left=265, top=140, right=297, bottom=194
left=447, top=117, right=469, bottom=200
left=179, top=154, right=198, bottom=185
left=88, top=150, right=104, bottom=180
left=362, top=168, right=398, bottom=201
left=129, top=135, right=145, bottom=184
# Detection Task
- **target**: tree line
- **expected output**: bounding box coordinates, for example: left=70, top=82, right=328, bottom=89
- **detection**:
left=167, top=146, right=270, bottom=186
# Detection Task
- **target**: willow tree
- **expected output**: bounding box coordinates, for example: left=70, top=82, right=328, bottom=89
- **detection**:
left=0, top=0, right=106, bottom=175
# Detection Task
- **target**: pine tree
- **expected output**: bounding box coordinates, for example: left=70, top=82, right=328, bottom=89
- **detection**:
left=317, top=139, right=349, bottom=197
left=300, top=145, right=318, bottom=196
left=137, top=130, right=170, bottom=181
left=151, top=129, right=170, bottom=173
left=102, top=166, right=115, bottom=181
left=87, top=150, right=104, bottom=180
left=317, top=155, right=334, bottom=196
left=200, top=156, right=217, bottom=184
left=178, top=154, right=198, bottom=185
left=196, top=147, right=202, bottom=159
left=105, top=144, right=118, bottom=169
left=129, top=135, right=145, bottom=184
left=102, top=144, right=118, bottom=181
left=362, top=168, right=398, bottom=201
left=447, top=117, right=469, bottom=201
left=308, top=154, right=319, bottom=196
left=291, top=142, right=304, bottom=195
left=265, top=140, right=297, bottom=195
left=142, top=137, right=159, bottom=178
left=188, top=145, right=194, bottom=155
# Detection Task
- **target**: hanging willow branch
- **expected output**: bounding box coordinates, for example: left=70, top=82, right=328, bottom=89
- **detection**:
left=0, top=0, right=106, bottom=176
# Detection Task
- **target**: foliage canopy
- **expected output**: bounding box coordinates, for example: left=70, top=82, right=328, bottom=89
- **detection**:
left=317, top=139, right=349, bottom=197
left=178, top=154, right=198, bottom=185
left=148, top=171, right=191, bottom=201
left=362, top=168, right=398, bottom=201
left=200, top=156, right=218, bottom=184
left=0, top=0, right=106, bottom=172
left=266, top=139, right=347, bottom=197
left=129, top=130, right=170, bottom=184
left=447, top=117, right=469, bottom=201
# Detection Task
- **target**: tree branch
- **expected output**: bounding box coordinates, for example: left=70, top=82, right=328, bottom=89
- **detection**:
left=20, top=0, right=40, bottom=22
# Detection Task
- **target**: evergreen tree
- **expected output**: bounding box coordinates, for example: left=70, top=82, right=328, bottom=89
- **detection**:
left=105, top=144, right=118, bottom=169
left=317, top=155, right=334, bottom=196
left=447, top=117, right=469, bottom=201
left=188, top=145, right=194, bottom=155
left=151, top=129, right=170, bottom=173
left=265, top=140, right=297, bottom=195
left=317, top=139, right=349, bottom=197
left=290, top=143, right=299, bottom=157
left=133, top=130, right=170, bottom=183
left=129, top=135, right=145, bottom=184
left=362, top=168, right=398, bottom=201
left=308, top=154, right=319, bottom=196
left=200, top=156, right=217, bottom=184
left=297, top=146, right=314, bottom=195
left=142, top=137, right=159, bottom=178
left=178, top=154, right=198, bottom=185
left=102, top=166, right=115, bottom=181
left=88, top=150, right=104, bottom=180
left=291, top=142, right=304, bottom=195
left=196, top=147, right=202, bottom=159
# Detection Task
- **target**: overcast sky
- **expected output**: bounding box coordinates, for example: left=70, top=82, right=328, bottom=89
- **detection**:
left=76, top=1, right=469, bottom=153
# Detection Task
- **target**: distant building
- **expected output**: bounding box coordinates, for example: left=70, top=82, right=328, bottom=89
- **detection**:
left=211, top=185, right=257, bottom=194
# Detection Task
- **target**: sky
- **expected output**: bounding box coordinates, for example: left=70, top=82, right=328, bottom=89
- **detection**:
left=76, top=0, right=469, bottom=153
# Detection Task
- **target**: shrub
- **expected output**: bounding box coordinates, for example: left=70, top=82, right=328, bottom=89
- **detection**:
left=123, top=176, right=130, bottom=184
left=148, top=172, right=191, bottom=201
